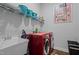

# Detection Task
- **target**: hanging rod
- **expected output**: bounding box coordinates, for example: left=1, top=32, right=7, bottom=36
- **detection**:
left=0, top=3, right=23, bottom=15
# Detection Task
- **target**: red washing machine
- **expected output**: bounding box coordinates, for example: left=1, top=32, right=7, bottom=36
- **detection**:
left=27, top=32, right=53, bottom=55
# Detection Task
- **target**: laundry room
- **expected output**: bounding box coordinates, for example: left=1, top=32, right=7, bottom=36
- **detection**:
left=0, top=3, right=79, bottom=55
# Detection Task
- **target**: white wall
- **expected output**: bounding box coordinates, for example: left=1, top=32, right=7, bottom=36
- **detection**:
left=40, top=3, right=79, bottom=52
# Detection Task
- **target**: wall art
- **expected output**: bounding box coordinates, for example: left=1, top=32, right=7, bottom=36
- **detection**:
left=54, top=3, right=72, bottom=23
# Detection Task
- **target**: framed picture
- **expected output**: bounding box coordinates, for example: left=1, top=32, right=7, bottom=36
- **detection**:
left=54, top=3, right=72, bottom=23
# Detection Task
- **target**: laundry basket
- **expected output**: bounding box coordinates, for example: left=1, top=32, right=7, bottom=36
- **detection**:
left=68, top=40, right=79, bottom=55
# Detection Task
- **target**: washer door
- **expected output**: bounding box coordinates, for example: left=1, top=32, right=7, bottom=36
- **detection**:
left=44, top=38, right=50, bottom=55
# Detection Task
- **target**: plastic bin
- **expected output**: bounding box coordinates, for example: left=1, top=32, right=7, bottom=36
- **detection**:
left=68, top=40, right=79, bottom=55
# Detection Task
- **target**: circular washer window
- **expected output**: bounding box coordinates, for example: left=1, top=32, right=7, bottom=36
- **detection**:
left=44, top=39, right=50, bottom=55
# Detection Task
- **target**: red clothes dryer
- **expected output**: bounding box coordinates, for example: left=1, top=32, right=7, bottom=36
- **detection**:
left=27, top=32, right=53, bottom=55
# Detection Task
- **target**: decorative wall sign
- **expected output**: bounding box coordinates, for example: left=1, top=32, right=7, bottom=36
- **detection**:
left=54, top=3, right=72, bottom=23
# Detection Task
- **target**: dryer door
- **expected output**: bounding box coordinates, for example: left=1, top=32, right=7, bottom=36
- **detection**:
left=44, top=38, right=50, bottom=55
